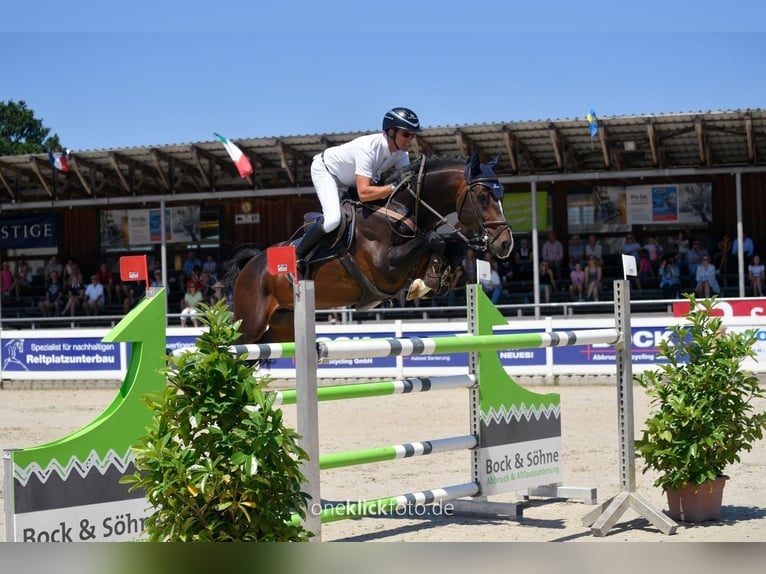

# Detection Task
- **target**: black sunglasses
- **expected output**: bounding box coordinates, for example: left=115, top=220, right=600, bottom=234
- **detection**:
left=399, top=130, right=415, bottom=139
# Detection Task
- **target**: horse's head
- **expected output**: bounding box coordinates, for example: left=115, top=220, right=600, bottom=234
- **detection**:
left=458, top=152, right=514, bottom=259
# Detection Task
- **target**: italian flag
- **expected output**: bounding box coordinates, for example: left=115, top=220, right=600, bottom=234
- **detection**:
left=214, top=133, right=254, bottom=178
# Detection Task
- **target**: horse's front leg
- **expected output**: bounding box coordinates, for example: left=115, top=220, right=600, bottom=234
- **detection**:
left=387, top=231, right=445, bottom=268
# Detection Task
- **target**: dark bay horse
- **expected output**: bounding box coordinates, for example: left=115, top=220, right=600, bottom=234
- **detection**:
left=229, top=152, right=513, bottom=344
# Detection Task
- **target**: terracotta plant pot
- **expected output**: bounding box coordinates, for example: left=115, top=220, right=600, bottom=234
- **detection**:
left=666, top=476, right=728, bottom=522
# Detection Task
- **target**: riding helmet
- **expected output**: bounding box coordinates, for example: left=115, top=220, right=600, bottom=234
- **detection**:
left=382, top=107, right=422, bottom=132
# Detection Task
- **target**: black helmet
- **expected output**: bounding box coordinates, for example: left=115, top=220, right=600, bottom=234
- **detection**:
left=382, top=107, right=422, bottom=133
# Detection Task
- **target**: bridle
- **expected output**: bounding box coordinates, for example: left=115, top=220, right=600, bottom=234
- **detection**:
left=383, top=157, right=512, bottom=254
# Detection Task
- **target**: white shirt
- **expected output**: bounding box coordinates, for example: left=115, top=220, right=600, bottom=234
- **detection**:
left=319, top=133, right=409, bottom=186
left=85, top=282, right=104, bottom=303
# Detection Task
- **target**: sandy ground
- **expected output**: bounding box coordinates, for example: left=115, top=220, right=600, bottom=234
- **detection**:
left=1, top=381, right=765, bottom=543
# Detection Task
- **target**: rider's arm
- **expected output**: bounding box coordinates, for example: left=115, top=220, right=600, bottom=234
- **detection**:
left=355, top=174, right=395, bottom=202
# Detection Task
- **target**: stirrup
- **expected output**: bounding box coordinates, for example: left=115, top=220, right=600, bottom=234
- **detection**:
left=406, top=278, right=432, bottom=301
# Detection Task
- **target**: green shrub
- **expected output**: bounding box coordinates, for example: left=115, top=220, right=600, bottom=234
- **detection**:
left=122, top=301, right=311, bottom=541
left=635, top=295, right=766, bottom=492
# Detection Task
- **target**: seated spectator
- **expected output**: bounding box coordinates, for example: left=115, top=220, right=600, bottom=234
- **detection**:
left=567, top=234, right=585, bottom=271
left=636, top=249, right=654, bottom=291
left=585, top=234, right=603, bottom=266
left=538, top=261, right=557, bottom=304
left=182, top=250, right=202, bottom=281
left=202, top=254, right=219, bottom=281
left=585, top=256, right=602, bottom=301
left=180, top=284, right=204, bottom=327
left=61, top=274, right=85, bottom=317
left=83, top=274, right=105, bottom=315
left=569, top=263, right=585, bottom=301
left=39, top=270, right=64, bottom=316
left=731, top=234, right=755, bottom=265
left=695, top=256, right=720, bottom=298
left=447, top=264, right=467, bottom=306
left=542, top=232, right=564, bottom=279
left=1, top=262, right=14, bottom=300
left=643, top=235, right=664, bottom=272
left=208, top=281, right=227, bottom=306
left=687, top=240, right=708, bottom=279
left=96, top=263, right=116, bottom=305
left=658, top=256, right=681, bottom=299
left=480, top=257, right=503, bottom=304
left=621, top=233, right=642, bottom=265
left=514, top=238, right=533, bottom=278
left=748, top=254, right=764, bottom=297
left=151, top=269, right=165, bottom=288
left=122, top=281, right=146, bottom=314
left=12, top=260, right=33, bottom=299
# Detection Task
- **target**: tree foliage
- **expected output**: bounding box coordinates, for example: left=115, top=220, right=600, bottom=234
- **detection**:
left=0, top=99, right=63, bottom=155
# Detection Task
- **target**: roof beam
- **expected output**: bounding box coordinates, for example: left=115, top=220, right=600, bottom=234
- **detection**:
left=744, top=114, right=755, bottom=163
left=108, top=152, right=132, bottom=193
left=502, top=129, right=519, bottom=173
left=189, top=145, right=212, bottom=188
left=455, top=129, right=484, bottom=158
left=694, top=117, right=710, bottom=166
left=151, top=148, right=205, bottom=191
left=646, top=121, right=659, bottom=168
left=411, top=134, right=435, bottom=157
left=598, top=125, right=611, bottom=169
left=0, top=169, right=16, bottom=200
left=548, top=124, right=564, bottom=171
left=276, top=140, right=298, bottom=185
left=150, top=149, right=171, bottom=191
left=67, top=155, right=93, bottom=196
left=29, top=157, right=53, bottom=198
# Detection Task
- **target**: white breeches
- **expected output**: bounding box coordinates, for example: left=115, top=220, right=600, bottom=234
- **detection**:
left=310, top=157, right=342, bottom=232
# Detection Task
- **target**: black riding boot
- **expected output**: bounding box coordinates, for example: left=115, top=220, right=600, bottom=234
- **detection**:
left=295, top=217, right=325, bottom=273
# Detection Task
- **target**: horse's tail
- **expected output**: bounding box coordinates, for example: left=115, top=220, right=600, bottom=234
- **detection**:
left=222, top=244, right=261, bottom=287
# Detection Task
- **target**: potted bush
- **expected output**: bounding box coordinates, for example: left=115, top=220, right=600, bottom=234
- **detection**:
left=635, top=294, right=766, bottom=522
left=122, top=301, right=311, bottom=541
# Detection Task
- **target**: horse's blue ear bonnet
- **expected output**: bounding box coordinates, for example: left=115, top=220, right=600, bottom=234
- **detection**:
left=466, top=152, right=504, bottom=200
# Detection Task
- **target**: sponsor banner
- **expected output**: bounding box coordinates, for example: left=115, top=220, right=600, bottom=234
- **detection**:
left=673, top=298, right=766, bottom=317
left=480, top=437, right=563, bottom=494
left=1, top=335, right=123, bottom=379
left=0, top=213, right=57, bottom=249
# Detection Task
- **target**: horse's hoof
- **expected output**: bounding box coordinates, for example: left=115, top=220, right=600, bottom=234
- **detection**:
left=406, top=278, right=432, bottom=301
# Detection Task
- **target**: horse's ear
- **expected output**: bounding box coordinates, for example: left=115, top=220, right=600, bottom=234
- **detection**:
left=467, top=151, right=481, bottom=176
left=487, top=153, right=501, bottom=170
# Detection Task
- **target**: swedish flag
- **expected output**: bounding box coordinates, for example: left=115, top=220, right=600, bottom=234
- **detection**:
left=586, top=109, right=598, bottom=137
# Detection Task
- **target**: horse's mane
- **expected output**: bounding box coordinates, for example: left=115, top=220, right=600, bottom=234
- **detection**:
left=389, top=154, right=465, bottom=182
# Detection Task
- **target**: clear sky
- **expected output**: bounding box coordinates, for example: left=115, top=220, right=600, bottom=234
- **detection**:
left=2, top=1, right=765, bottom=151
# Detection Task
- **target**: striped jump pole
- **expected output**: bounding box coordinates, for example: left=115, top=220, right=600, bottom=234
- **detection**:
left=270, top=374, right=475, bottom=406
left=317, top=329, right=621, bottom=361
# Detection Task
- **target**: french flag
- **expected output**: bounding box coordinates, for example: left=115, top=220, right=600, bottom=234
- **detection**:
left=48, top=150, right=70, bottom=173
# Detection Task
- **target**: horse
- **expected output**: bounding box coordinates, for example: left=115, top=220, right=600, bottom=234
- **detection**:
left=228, top=152, right=513, bottom=344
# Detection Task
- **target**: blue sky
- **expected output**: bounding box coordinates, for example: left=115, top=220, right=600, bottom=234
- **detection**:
left=2, top=1, right=765, bottom=151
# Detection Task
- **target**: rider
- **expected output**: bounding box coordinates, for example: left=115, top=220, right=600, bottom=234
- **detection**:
left=298, top=107, right=441, bottom=298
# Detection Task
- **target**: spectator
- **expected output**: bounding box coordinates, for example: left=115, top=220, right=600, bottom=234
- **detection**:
left=713, top=232, right=732, bottom=280
left=461, top=248, right=479, bottom=285
left=96, top=263, right=116, bottom=305
left=44, top=255, right=63, bottom=282
left=209, top=281, right=226, bottom=306
left=687, top=239, right=708, bottom=280
left=636, top=249, right=654, bottom=291
left=480, top=257, right=503, bottom=304
left=83, top=274, right=105, bottom=315
left=538, top=261, right=557, bottom=304
left=1, top=262, right=14, bottom=300
left=731, top=234, right=755, bottom=265
left=185, top=265, right=204, bottom=292
left=658, top=256, right=681, bottom=299
left=12, top=260, right=33, bottom=299
left=584, top=234, right=603, bottom=266
left=621, top=233, right=642, bottom=264
left=60, top=274, right=85, bottom=317
left=748, top=254, right=764, bottom=297
left=122, top=281, right=146, bottom=314
left=674, top=230, right=690, bottom=277
left=151, top=269, right=164, bottom=288
left=569, top=262, right=585, bottom=301
left=643, top=235, right=664, bottom=272
left=567, top=234, right=586, bottom=271
left=202, top=254, right=219, bottom=281
left=180, top=284, right=204, bottom=327
left=182, top=250, right=201, bottom=281
left=541, top=231, right=564, bottom=279
left=585, top=256, right=602, bottom=301
left=62, top=257, right=81, bottom=285
left=447, top=264, right=467, bottom=306
left=695, top=255, right=720, bottom=298
left=514, top=238, right=533, bottom=278
left=39, top=270, right=64, bottom=316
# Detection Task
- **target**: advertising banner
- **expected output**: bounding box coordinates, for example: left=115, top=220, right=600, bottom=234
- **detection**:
left=100, top=206, right=200, bottom=248
left=0, top=213, right=57, bottom=249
